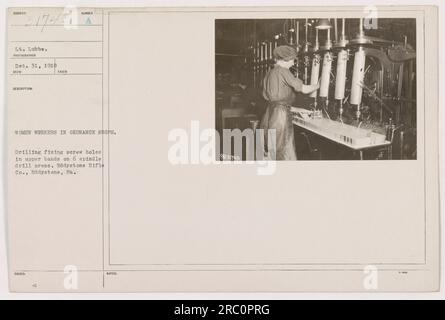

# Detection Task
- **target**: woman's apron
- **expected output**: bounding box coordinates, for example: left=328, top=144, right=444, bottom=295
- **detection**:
left=259, top=101, right=297, bottom=160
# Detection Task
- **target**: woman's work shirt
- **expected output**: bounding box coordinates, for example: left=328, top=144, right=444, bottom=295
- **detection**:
left=262, top=65, right=303, bottom=105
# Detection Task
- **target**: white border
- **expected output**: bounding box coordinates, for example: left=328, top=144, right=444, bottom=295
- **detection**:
left=0, top=0, right=443, bottom=300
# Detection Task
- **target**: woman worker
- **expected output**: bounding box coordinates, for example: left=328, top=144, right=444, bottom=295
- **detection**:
left=261, top=45, right=319, bottom=160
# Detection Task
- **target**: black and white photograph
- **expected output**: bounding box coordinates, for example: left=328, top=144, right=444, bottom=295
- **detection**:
left=215, top=18, right=417, bottom=160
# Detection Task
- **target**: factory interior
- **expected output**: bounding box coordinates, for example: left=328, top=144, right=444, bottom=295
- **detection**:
left=215, top=18, right=417, bottom=160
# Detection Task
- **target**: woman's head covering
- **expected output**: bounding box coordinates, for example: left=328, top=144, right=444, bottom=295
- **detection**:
left=273, top=45, right=297, bottom=61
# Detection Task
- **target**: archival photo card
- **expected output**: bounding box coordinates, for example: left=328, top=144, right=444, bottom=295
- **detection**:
left=6, top=6, right=439, bottom=292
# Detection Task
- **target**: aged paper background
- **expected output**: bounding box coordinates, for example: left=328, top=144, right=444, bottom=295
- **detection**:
left=4, top=5, right=440, bottom=293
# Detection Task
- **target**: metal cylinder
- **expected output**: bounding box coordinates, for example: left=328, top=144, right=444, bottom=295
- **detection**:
left=304, top=56, right=309, bottom=84
left=260, top=43, right=264, bottom=62
left=264, top=42, right=268, bottom=61
left=269, top=41, right=273, bottom=61
left=319, top=52, right=332, bottom=98
left=296, top=20, right=300, bottom=46
left=335, top=49, right=348, bottom=100
left=350, top=47, right=366, bottom=105
left=334, top=18, right=338, bottom=42
left=253, top=45, right=257, bottom=88
left=309, top=54, right=320, bottom=98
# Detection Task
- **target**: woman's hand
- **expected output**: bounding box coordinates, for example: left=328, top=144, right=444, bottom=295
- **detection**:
left=301, top=82, right=320, bottom=95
